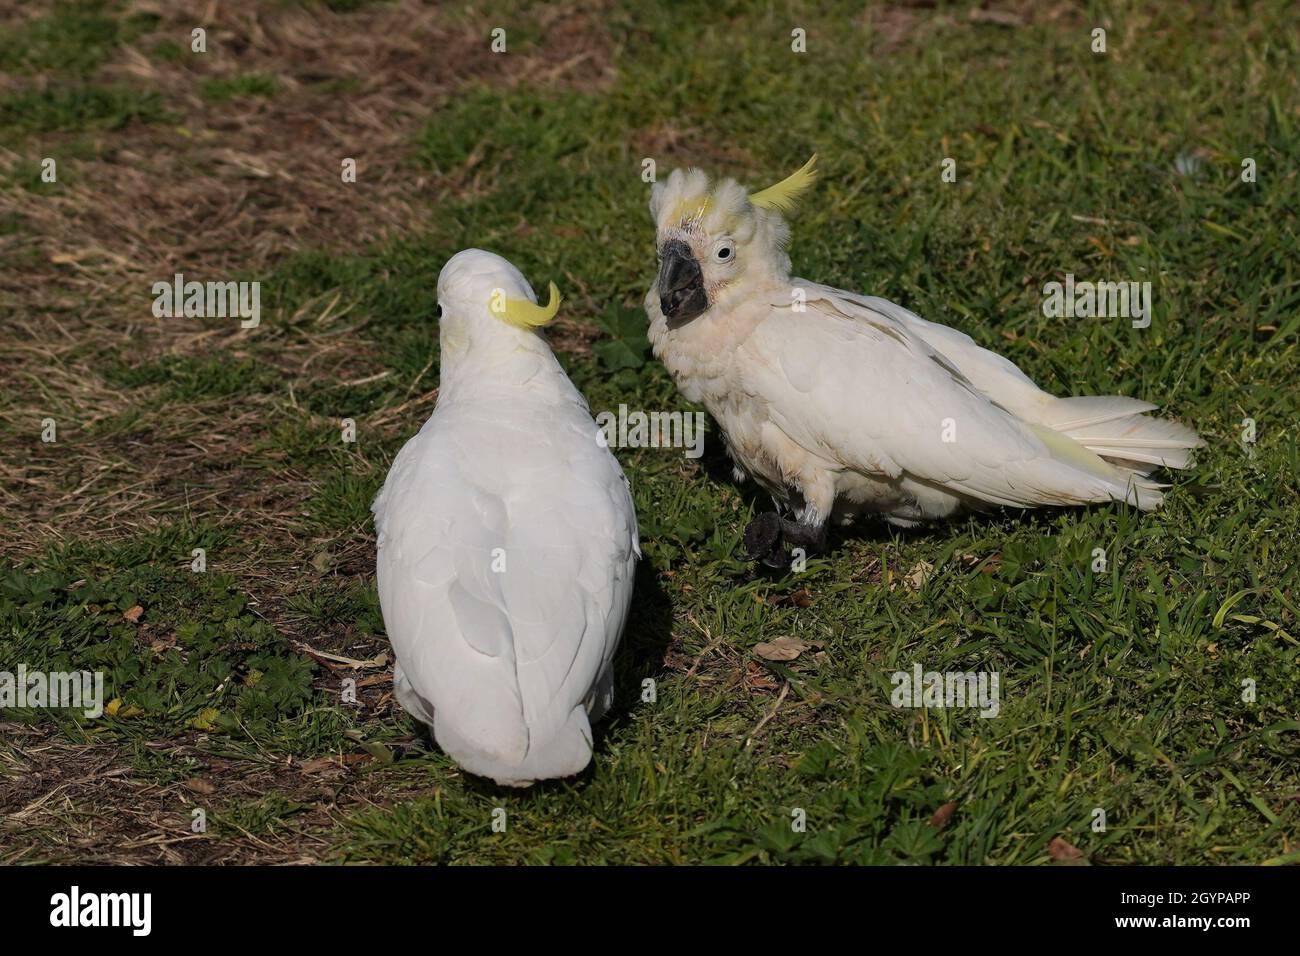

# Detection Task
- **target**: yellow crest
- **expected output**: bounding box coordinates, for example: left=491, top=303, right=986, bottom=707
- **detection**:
left=668, top=193, right=711, bottom=228
left=748, top=154, right=818, bottom=212
left=490, top=281, right=561, bottom=329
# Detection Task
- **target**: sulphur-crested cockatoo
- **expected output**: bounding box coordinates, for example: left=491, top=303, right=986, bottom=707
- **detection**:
left=644, top=156, right=1202, bottom=566
left=373, top=249, right=639, bottom=785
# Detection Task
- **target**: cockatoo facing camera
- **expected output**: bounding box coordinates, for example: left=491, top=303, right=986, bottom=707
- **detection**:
left=373, top=249, right=639, bottom=785
left=644, top=156, right=1202, bottom=566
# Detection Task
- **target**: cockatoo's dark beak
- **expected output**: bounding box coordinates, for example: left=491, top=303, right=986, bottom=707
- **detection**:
left=657, top=239, right=708, bottom=328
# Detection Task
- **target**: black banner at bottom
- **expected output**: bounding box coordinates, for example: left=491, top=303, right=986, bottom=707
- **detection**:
left=0, top=864, right=1285, bottom=941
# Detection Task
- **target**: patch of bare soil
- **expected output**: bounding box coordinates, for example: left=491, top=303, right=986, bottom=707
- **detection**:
left=0, top=0, right=614, bottom=560
left=0, top=723, right=433, bottom=864
left=6, top=0, right=615, bottom=301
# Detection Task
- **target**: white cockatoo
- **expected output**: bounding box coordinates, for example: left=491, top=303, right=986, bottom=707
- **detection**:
left=373, top=249, right=639, bottom=786
left=644, top=156, right=1202, bottom=565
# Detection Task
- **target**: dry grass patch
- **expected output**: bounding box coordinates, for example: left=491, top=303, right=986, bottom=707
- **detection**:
left=0, top=0, right=614, bottom=560
left=0, top=726, right=434, bottom=864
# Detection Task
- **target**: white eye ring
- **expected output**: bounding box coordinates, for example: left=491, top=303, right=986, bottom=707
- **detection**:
left=714, top=241, right=735, bottom=263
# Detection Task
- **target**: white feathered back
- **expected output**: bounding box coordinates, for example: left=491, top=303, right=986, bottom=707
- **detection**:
left=374, top=250, right=639, bottom=786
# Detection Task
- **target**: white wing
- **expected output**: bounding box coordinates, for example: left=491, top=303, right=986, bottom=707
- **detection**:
left=373, top=395, right=638, bottom=784
left=797, top=283, right=1195, bottom=474
left=799, top=282, right=1053, bottom=419
left=744, top=284, right=1154, bottom=510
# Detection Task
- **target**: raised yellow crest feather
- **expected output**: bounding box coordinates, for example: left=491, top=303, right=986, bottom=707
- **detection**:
left=748, top=154, right=818, bottom=212
left=491, top=281, right=561, bottom=329
left=669, top=193, right=711, bottom=227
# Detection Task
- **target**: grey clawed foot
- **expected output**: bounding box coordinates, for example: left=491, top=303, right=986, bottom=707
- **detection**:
left=743, top=511, right=787, bottom=568
left=782, top=520, right=827, bottom=555
left=742, top=512, right=826, bottom=569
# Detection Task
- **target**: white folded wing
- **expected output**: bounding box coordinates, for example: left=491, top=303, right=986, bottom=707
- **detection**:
left=745, top=283, right=1170, bottom=511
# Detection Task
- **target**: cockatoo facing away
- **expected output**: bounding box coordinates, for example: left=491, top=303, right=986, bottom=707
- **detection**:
left=645, top=157, right=1203, bottom=566
left=373, top=249, right=639, bottom=786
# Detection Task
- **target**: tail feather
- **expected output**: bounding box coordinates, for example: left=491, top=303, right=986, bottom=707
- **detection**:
left=1080, top=444, right=1192, bottom=471
left=1045, top=395, right=1158, bottom=430
left=1028, top=424, right=1167, bottom=510
left=1042, top=396, right=1202, bottom=475
left=1085, top=453, right=1175, bottom=476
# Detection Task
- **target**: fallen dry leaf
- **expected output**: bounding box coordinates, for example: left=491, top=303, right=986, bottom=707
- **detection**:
left=1048, top=836, right=1086, bottom=862
left=753, top=636, right=809, bottom=662
left=122, top=605, right=144, bottom=623
left=149, top=632, right=177, bottom=654
left=294, top=643, right=390, bottom=670
left=766, top=588, right=813, bottom=608
left=904, top=560, right=934, bottom=590
left=182, top=778, right=216, bottom=795
left=298, top=754, right=372, bottom=774
left=742, top=661, right=780, bottom=690
left=930, top=801, right=958, bottom=829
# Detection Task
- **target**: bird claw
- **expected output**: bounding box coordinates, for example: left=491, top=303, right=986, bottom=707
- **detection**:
left=743, top=512, right=829, bottom=569
left=743, top=511, right=788, bottom=567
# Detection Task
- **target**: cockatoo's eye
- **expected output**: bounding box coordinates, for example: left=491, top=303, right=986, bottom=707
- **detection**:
left=435, top=303, right=444, bottom=319
left=714, top=242, right=735, bottom=263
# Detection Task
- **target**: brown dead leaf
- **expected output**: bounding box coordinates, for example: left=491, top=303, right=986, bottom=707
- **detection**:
left=150, top=632, right=177, bottom=654
left=742, top=661, right=781, bottom=691
left=753, top=636, right=810, bottom=662
left=183, top=778, right=216, bottom=795
left=122, top=605, right=144, bottom=623
left=957, top=553, right=1002, bottom=574
left=766, top=588, right=813, bottom=608
left=298, top=754, right=372, bottom=774
left=930, top=801, right=958, bottom=829
left=1048, top=836, right=1087, bottom=863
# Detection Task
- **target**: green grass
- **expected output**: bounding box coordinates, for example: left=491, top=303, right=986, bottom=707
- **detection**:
left=0, top=85, right=168, bottom=134
left=0, top=1, right=157, bottom=76
left=200, top=72, right=282, bottom=102
left=2, top=0, right=1298, bottom=865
